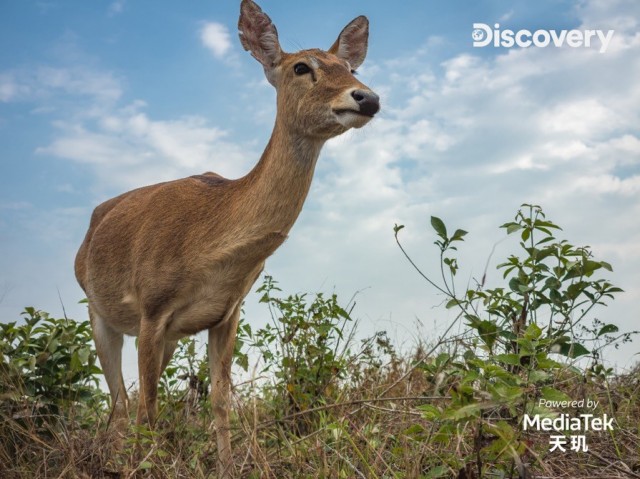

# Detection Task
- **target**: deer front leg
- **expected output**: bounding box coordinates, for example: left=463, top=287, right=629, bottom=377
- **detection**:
left=208, top=305, right=240, bottom=477
left=136, top=317, right=165, bottom=426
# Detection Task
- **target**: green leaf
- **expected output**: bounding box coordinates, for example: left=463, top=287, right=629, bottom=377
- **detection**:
left=502, top=222, right=522, bottom=234
left=544, top=277, right=562, bottom=290
left=524, top=322, right=542, bottom=340
left=430, top=216, right=447, bottom=239
left=536, top=356, right=561, bottom=369
left=393, top=223, right=405, bottom=234
left=600, top=261, right=613, bottom=272
left=582, top=260, right=603, bottom=277
left=77, top=347, right=90, bottom=364
left=540, top=386, right=572, bottom=403
left=435, top=352, right=450, bottom=367
left=467, top=317, right=498, bottom=350
left=403, top=423, right=426, bottom=436
left=508, top=277, right=521, bottom=292
left=529, top=370, right=550, bottom=383
left=444, top=402, right=483, bottom=420
left=48, top=338, right=60, bottom=353
left=418, top=404, right=441, bottom=420
left=558, top=342, right=590, bottom=358
left=425, top=465, right=450, bottom=478
left=490, top=384, right=523, bottom=402
left=235, top=353, right=249, bottom=372
left=445, top=298, right=460, bottom=309
left=451, top=229, right=468, bottom=241
left=534, top=220, right=561, bottom=231
left=597, top=324, right=619, bottom=337
left=70, top=351, right=82, bottom=371
left=494, top=354, right=520, bottom=366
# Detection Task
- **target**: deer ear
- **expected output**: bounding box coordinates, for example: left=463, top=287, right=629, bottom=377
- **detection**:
left=238, top=0, right=283, bottom=85
left=328, top=16, right=369, bottom=71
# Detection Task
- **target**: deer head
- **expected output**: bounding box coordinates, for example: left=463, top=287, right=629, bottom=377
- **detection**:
left=238, top=0, right=379, bottom=139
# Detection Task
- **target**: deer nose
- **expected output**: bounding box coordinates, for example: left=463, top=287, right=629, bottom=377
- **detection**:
left=351, top=89, right=380, bottom=117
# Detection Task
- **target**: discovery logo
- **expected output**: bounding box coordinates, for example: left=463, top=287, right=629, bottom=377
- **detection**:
left=472, top=23, right=615, bottom=53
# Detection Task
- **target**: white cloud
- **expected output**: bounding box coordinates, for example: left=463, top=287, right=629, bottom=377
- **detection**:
left=0, top=60, right=248, bottom=192
left=0, top=66, right=121, bottom=105
left=570, top=174, right=640, bottom=195
left=500, top=10, right=514, bottom=22
left=540, top=99, right=623, bottom=137
left=108, top=0, right=126, bottom=16
left=0, top=75, right=17, bottom=102
left=576, top=0, right=640, bottom=31
left=38, top=66, right=122, bottom=102
left=200, top=22, right=232, bottom=59
left=37, top=101, right=253, bottom=191
left=0, top=72, right=29, bottom=102
left=0, top=201, right=32, bottom=211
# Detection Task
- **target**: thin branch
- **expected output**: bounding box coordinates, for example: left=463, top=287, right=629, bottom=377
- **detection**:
left=394, top=230, right=449, bottom=296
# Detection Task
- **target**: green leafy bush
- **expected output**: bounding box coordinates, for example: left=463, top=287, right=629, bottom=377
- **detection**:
left=0, top=307, right=104, bottom=422
left=395, top=204, right=634, bottom=477
left=251, top=275, right=355, bottom=434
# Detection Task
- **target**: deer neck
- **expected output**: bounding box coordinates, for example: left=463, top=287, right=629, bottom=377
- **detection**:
left=241, top=119, right=325, bottom=234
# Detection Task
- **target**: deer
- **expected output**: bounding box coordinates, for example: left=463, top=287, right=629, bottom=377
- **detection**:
left=74, top=0, right=379, bottom=474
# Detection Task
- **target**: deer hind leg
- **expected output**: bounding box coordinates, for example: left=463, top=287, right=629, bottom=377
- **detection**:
left=208, top=304, right=241, bottom=477
left=90, top=307, right=128, bottom=426
left=136, top=316, right=165, bottom=426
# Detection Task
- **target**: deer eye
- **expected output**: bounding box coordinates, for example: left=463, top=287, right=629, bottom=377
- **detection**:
left=293, top=62, right=311, bottom=75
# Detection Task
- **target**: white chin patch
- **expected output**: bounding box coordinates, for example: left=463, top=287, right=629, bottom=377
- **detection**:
left=335, top=111, right=372, bottom=129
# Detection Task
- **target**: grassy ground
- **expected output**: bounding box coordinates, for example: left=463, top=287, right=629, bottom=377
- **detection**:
left=1, top=347, right=639, bottom=479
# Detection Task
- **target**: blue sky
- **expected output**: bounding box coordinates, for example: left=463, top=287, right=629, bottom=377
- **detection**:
left=1, top=0, right=639, bottom=376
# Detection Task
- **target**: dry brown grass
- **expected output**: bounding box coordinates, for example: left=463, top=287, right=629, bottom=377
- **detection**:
left=2, top=353, right=638, bottom=479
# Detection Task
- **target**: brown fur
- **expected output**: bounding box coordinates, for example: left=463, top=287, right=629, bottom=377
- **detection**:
left=75, top=0, right=379, bottom=475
